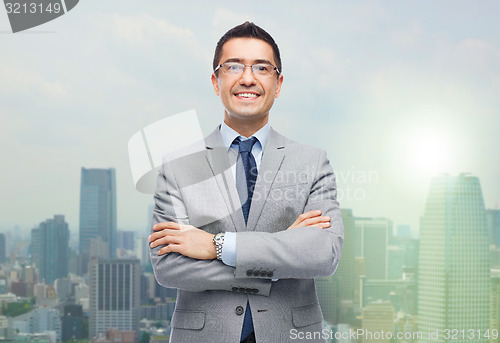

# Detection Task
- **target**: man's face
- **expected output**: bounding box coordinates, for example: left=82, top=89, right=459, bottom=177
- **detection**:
left=211, top=38, right=283, bottom=127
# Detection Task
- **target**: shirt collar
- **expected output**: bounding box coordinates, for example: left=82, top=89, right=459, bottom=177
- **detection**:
left=220, top=121, right=271, bottom=151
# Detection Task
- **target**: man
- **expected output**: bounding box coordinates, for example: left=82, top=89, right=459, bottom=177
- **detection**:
left=149, top=22, right=344, bottom=343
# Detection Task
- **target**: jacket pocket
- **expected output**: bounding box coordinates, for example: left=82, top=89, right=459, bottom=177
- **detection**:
left=291, top=303, right=323, bottom=328
left=171, top=309, right=205, bottom=330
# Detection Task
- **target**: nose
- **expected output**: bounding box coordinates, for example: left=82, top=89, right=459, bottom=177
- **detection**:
left=239, top=66, right=257, bottom=86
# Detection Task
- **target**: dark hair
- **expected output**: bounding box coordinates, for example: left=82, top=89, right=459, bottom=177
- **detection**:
left=213, top=21, right=282, bottom=74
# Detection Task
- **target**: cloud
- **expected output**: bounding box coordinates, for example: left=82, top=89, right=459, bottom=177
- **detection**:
left=455, top=38, right=500, bottom=70
left=0, top=62, right=66, bottom=97
left=211, top=7, right=254, bottom=34
left=389, top=20, right=425, bottom=49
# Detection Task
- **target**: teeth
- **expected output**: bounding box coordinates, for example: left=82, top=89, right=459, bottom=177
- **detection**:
left=237, top=93, right=258, bottom=98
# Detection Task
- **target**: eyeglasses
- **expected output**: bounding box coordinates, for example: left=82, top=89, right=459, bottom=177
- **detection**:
left=214, top=62, right=280, bottom=77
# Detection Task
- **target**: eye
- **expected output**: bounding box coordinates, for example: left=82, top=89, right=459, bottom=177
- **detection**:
left=254, top=64, right=271, bottom=73
left=224, top=63, right=243, bottom=73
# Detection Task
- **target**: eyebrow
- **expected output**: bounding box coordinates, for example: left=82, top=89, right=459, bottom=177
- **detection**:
left=222, top=58, right=274, bottom=65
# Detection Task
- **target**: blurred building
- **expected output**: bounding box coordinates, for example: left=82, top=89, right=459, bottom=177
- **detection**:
left=491, top=269, right=500, bottom=341
left=417, top=174, right=490, bottom=342
left=61, top=304, right=85, bottom=342
left=487, top=209, right=500, bottom=247
left=0, top=233, right=6, bottom=263
left=79, top=168, right=117, bottom=272
left=11, top=307, right=62, bottom=341
left=32, top=215, right=69, bottom=284
left=333, top=209, right=356, bottom=322
left=360, top=301, right=394, bottom=343
left=89, top=258, right=141, bottom=340
left=316, top=277, right=340, bottom=325
left=354, top=217, right=392, bottom=281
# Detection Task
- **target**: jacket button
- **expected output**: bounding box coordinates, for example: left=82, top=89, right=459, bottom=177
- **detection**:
left=266, top=271, right=274, bottom=277
left=231, top=287, right=238, bottom=292
left=259, top=271, right=267, bottom=277
left=253, top=271, right=260, bottom=277
left=235, top=306, right=244, bottom=315
left=252, top=289, right=259, bottom=293
left=246, top=270, right=253, bottom=276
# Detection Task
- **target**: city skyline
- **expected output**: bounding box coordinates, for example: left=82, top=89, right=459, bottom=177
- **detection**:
left=0, top=172, right=497, bottom=342
left=1, top=2, right=499, bottom=235
left=418, top=174, right=489, bottom=342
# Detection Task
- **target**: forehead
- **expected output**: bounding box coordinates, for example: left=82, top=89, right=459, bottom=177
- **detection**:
left=219, top=37, right=275, bottom=64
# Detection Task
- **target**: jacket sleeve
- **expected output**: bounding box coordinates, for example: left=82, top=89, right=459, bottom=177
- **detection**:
left=150, top=161, right=272, bottom=296
left=233, top=150, right=344, bottom=279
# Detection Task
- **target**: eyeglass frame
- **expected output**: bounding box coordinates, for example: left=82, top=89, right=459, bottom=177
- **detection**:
left=214, top=61, right=281, bottom=78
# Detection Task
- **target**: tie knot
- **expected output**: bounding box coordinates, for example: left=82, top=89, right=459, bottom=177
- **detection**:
left=235, top=136, right=258, bottom=153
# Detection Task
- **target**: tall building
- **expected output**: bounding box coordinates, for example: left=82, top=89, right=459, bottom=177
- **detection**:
left=396, top=224, right=412, bottom=238
left=336, top=209, right=355, bottom=302
left=486, top=209, right=500, bottom=247
left=387, top=246, right=404, bottom=280
left=79, top=168, right=117, bottom=267
left=491, top=269, right=500, bottom=342
left=89, top=258, right=141, bottom=339
left=0, top=233, right=6, bottom=263
left=417, top=174, right=490, bottom=342
left=360, top=302, right=394, bottom=343
left=33, top=215, right=70, bottom=284
left=30, top=228, right=40, bottom=265
left=354, top=217, right=392, bottom=281
left=316, top=277, right=340, bottom=325
left=331, top=209, right=356, bottom=324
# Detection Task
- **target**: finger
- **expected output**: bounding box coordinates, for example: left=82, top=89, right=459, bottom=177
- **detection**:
left=298, top=216, right=330, bottom=227
left=297, top=210, right=322, bottom=222
left=292, top=211, right=320, bottom=227
left=158, top=243, right=182, bottom=256
left=153, top=222, right=181, bottom=231
left=318, top=222, right=331, bottom=229
left=148, top=229, right=181, bottom=242
left=150, top=235, right=182, bottom=248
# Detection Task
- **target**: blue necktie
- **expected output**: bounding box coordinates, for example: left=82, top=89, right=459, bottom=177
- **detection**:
left=235, top=137, right=258, bottom=225
left=234, top=136, right=258, bottom=341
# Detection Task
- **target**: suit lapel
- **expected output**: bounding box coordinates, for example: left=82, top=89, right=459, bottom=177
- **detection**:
left=246, top=128, right=286, bottom=231
left=204, top=127, right=246, bottom=231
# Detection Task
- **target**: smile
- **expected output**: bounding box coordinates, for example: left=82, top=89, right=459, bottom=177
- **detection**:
left=235, top=92, right=260, bottom=98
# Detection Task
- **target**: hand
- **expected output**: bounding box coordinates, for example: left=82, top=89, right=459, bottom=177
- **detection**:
left=149, top=222, right=216, bottom=259
left=287, top=210, right=331, bottom=230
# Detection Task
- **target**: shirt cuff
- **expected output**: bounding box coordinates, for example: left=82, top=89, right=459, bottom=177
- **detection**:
left=221, top=231, right=237, bottom=267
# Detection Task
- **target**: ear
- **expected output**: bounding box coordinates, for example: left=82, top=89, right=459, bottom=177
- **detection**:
left=274, top=74, right=284, bottom=98
left=211, top=73, right=220, bottom=96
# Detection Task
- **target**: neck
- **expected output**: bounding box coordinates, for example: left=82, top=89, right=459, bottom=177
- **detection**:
left=224, top=114, right=268, bottom=138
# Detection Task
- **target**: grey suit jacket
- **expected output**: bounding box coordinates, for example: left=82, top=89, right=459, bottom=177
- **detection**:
left=150, top=127, right=344, bottom=343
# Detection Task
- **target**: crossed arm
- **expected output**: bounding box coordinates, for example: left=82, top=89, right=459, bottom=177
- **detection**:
left=148, top=210, right=331, bottom=260
left=149, top=150, right=343, bottom=295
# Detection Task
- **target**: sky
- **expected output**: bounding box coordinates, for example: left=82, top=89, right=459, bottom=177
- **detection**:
left=1, top=0, right=499, bottom=239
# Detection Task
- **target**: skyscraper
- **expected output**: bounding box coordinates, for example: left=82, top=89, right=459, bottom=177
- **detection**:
left=79, top=168, right=117, bottom=267
left=418, top=174, right=490, bottom=342
left=355, top=217, right=392, bottom=281
left=361, top=302, right=394, bottom=343
left=486, top=209, right=500, bottom=248
left=490, top=269, right=500, bottom=342
left=89, top=258, right=141, bottom=339
left=33, top=215, right=70, bottom=284
left=0, top=233, right=6, bottom=263
left=336, top=209, right=355, bottom=302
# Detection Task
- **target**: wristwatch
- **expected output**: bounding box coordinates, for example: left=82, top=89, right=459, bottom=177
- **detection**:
left=212, top=233, right=225, bottom=260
